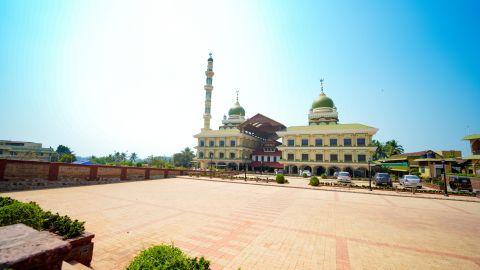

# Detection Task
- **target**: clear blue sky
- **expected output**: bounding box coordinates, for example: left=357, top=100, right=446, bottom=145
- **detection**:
left=1, top=0, right=479, bottom=157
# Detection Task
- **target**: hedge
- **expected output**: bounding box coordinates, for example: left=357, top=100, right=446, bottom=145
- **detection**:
left=0, top=196, right=85, bottom=239
left=127, top=244, right=210, bottom=270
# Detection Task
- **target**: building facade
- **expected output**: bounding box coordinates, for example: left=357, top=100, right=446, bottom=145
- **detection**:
left=277, top=81, right=378, bottom=177
left=193, top=54, right=262, bottom=170
left=0, top=140, right=55, bottom=161
left=463, top=134, right=480, bottom=175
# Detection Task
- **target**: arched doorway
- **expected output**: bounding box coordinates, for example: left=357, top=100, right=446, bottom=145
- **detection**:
left=327, top=166, right=340, bottom=176
left=315, top=166, right=326, bottom=176
left=354, top=167, right=367, bottom=178
left=227, top=163, right=237, bottom=171
left=291, top=166, right=298, bottom=175
left=302, top=166, right=312, bottom=174
left=344, top=167, right=354, bottom=177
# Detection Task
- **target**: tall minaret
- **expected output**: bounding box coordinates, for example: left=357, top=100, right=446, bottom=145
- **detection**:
left=202, top=52, right=214, bottom=131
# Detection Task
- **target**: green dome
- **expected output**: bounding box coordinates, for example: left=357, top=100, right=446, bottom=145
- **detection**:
left=312, top=93, right=334, bottom=109
left=228, top=102, right=245, bottom=116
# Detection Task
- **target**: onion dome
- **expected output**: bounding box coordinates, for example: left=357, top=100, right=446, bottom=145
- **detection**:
left=312, top=92, right=334, bottom=109
left=229, top=101, right=245, bottom=116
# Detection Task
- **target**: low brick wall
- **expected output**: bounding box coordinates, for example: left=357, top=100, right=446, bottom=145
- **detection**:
left=0, top=159, right=192, bottom=191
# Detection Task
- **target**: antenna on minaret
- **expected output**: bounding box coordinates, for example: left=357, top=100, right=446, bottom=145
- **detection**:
left=320, top=78, right=325, bottom=93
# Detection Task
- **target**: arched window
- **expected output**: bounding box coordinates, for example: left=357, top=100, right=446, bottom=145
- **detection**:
left=199, top=152, right=204, bottom=158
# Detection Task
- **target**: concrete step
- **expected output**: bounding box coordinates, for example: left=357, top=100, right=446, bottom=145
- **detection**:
left=62, top=261, right=92, bottom=270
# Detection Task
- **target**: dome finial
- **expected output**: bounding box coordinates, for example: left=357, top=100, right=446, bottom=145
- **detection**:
left=236, top=90, right=239, bottom=103
left=320, top=78, right=325, bottom=93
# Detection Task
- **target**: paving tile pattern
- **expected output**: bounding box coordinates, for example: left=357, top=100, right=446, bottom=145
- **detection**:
left=3, top=178, right=480, bottom=270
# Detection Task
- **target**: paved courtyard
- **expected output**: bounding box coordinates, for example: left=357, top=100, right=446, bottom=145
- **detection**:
left=3, top=178, right=480, bottom=270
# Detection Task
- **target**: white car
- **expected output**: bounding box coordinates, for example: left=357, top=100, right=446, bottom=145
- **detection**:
left=337, top=171, right=351, bottom=183
left=400, top=175, right=422, bottom=188
left=299, top=170, right=312, bottom=177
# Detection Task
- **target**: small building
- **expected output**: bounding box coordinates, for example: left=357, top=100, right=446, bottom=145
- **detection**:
left=0, top=140, right=55, bottom=161
left=379, top=150, right=462, bottom=179
left=463, top=134, right=480, bottom=175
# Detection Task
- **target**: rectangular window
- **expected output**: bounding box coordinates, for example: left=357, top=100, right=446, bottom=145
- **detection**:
left=219, top=152, right=224, bottom=159
left=287, top=154, right=294, bottom=161
left=357, top=138, right=366, bottom=146
left=330, top=138, right=337, bottom=146
left=301, top=139, right=309, bottom=146
left=315, top=138, right=323, bottom=146
left=230, top=152, right=236, bottom=159
left=199, top=152, right=204, bottom=158
left=344, top=138, right=352, bottom=146
left=199, top=140, right=205, bottom=147
left=358, top=154, right=366, bottom=162
left=287, top=139, right=295, bottom=146
left=0, top=150, right=3, bottom=155
left=219, top=140, right=225, bottom=147
left=316, top=154, right=323, bottom=162
left=209, top=140, right=214, bottom=147
left=230, top=140, right=236, bottom=147
left=302, top=154, right=309, bottom=161
left=330, top=154, right=338, bottom=162
left=344, top=154, right=352, bottom=162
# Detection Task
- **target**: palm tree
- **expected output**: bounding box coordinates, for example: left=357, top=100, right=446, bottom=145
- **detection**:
left=372, top=140, right=386, bottom=160
left=129, top=152, right=138, bottom=162
left=384, top=140, right=404, bottom=157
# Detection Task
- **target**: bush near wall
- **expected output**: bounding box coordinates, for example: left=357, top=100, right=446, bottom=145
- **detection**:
left=127, top=244, right=210, bottom=270
left=0, top=196, right=85, bottom=239
left=309, top=176, right=319, bottom=186
left=276, top=174, right=286, bottom=184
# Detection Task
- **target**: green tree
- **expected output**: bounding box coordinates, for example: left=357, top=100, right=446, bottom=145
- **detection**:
left=173, top=147, right=195, bottom=168
left=129, top=152, right=138, bottom=162
left=59, top=153, right=76, bottom=163
left=384, top=140, right=404, bottom=157
left=56, top=145, right=72, bottom=156
left=372, top=139, right=387, bottom=160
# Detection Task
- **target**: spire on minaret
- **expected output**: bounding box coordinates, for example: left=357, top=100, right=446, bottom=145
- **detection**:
left=320, top=78, right=325, bottom=93
left=236, top=90, right=239, bottom=103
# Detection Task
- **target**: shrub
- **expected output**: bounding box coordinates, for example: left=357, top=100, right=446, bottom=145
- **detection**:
left=309, top=176, right=319, bottom=186
left=136, top=162, right=143, bottom=167
left=0, top=201, right=44, bottom=230
left=0, top=197, right=85, bottom=239
left=276, top=174, right=286, bottom=184
left=320, top=173, right=327, bottom=179
left=127, top=244, right=210, bottom=270
left=302, top=173, right=308, bottom=178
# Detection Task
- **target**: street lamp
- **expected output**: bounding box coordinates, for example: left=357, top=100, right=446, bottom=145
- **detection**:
left=368, top=159, right=372, bottom=191
left=210, top=153, right=213, bottom=179
left=442, top=160, right=448, bottom=197
left=244, top=154, right=248, bottom=181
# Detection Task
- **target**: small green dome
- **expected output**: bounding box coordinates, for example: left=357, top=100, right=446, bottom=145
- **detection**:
left=312, top=93, right=334, bottom=109
left=229, top=102, right=245, bottom=116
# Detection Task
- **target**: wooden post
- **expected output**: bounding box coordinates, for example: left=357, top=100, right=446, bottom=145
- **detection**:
left=0, top=159, right=7, bottom=181
left=48, top=163, right=60, bottom=181
left=145, top=169, right=150, bottom=180
left=89, top=166, right=98, bottom=181
left=120, top=167, right=127, bottom=180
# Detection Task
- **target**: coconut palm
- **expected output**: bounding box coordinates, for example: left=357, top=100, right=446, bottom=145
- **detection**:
left=384, top=140, right=404, bottom=157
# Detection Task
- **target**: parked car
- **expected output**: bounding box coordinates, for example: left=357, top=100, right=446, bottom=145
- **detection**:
left=448, top=175, right=473, bottom=192
left=275, top=169, right=285, bottom=175
left=400, top=175, right=422, bottom=188
left=337, top=171, right=351, bottom=183
left=299, top=170, right=312, bottom=177
left=374, top=173, right=392, bottom=187
left=333, top=171, right=339, bottom=179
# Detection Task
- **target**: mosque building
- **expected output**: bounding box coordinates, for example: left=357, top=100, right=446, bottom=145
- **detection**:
left=277, top=79, right=378, bottom=177
left=193, top=53, right=378, bottom=177
left=193, top=53, right=285, bottom=171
